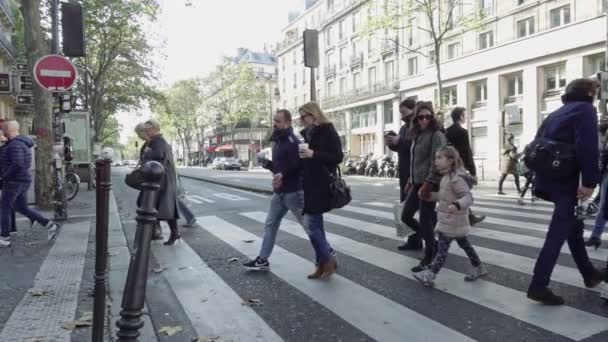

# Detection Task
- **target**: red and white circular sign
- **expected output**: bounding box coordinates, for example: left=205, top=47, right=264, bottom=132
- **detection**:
left=33, top=54, right=77, bottom=92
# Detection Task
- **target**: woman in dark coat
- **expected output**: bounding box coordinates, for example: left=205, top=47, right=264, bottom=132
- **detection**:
left=497, top=134, right=522, bottom=195
left=298, top=102, right=343, bottom=279
left=140, top=120, right=180, bottom=245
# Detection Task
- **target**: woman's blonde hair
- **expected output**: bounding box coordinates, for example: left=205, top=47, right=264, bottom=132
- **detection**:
left=437, top=146, right=464, bottom=175
left=134, top=123, right=146, bottom=134
left=299, top=101, right=330, bottom=124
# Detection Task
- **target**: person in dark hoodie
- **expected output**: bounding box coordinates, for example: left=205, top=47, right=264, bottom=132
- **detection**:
left=243, top=109, right=304, bottom=271
left=386, top=98, right=416, bottom=203
left=0, top=129, right=16, bottom=234
left=527, top=78, right=606, bottom=305
left=0, top=121, right=58, bottom=247
left=298, top=102, right=343, bottom=280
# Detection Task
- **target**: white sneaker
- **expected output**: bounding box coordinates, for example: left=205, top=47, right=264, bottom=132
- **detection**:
left=413, top=269, right=436, bottom=287
left=0, top=236, right=11, bottom=248
left=46, top=222, right=58, bottom=241
left=465, top=264, right=488, bottom=282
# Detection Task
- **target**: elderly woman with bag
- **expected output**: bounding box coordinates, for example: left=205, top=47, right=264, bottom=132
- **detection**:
left=298, top=102, right=344, bottom=279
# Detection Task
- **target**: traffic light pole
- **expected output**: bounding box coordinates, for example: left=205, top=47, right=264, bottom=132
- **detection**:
left=51, top=0, right=68, bottom=220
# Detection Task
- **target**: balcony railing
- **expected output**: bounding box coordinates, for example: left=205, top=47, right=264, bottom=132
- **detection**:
left=324, top=64, right=336, bottom=77
left=350, top=54, right=363, bottom=67
left=0, top=0, right=14, bottom=28
left=322, top=81, right=395, bottom=109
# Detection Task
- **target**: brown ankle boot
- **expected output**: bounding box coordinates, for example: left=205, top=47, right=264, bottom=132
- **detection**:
left=320, top=256, right=337, bottom=279
left=307, top=264, right=324, bottom=279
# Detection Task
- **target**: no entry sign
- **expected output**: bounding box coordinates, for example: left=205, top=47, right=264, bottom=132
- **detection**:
left=33, top=54, right=77, bottom=92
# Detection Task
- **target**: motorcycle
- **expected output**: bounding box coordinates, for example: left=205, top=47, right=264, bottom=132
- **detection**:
left=365, top=156, right=380, bottom=177
left=356, top=155, right=370, bottom=175
left=379, top=156, right=393, bottom=178
left=344, top=157, right=358, bottom=175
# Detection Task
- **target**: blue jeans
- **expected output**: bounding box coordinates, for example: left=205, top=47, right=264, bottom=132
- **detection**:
left=592, top=174, right=608, bottom=239
left=177, top=199, right=195, bottom=223
left=259, top=191, right=304, bottom=259
left=1, top=182, right=50, bottom=238
left=303, top=213, right=333, bottom=265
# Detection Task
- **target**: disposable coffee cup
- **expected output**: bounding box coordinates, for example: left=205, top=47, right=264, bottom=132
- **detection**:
left=298, top=143, right=308, bottom=152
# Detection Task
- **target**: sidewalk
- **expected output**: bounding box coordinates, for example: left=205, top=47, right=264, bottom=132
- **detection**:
left=0, top=185, right=157, bottom=342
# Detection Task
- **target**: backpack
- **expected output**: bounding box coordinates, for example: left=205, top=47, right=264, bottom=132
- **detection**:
left=523, top=113, right=576, bottom=179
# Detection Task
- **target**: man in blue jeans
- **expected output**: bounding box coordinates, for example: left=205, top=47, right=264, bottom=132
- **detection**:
left=243, top=110, right=304, bottom=271
left=0, top=121, right=58, bottom=247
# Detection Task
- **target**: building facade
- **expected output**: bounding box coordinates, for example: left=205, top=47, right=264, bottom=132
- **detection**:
left=0, top=0, right=16, bottom=125
left=276, top=0, right=608, bottom=179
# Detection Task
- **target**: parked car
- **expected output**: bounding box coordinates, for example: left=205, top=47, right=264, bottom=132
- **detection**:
left=222, top=157, right=241, bottom=170
left=212, top=157, right=226, bottom=170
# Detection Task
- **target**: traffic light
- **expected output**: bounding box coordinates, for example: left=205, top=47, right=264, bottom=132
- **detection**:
left=61, top=2, right=86, bottom=57
left=303, top=30, right=319, bottom=68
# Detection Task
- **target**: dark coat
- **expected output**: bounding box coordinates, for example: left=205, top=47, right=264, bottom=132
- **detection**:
left=500, top=141, right=519, bottom=175
left=445, top=123, right=476, bottom=176
left=137, top=135, right=179, bottom=220
left=535, top=94, right=599, bottom=201
left=300, top=123, right=344, bottom=214
left=0, top=135, right=34, bottom=183
left=388, top=119, right=413, bottom=181
left=263, top=127, right=302, bottom=193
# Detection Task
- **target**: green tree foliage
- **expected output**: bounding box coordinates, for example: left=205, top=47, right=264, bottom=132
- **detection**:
left=364, top=0, right=485, bottom=121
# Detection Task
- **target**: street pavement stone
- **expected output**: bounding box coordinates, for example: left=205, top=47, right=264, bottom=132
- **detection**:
left=0, top=219, right=90, bottom=342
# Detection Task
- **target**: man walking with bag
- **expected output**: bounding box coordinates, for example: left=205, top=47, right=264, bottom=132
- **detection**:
left=526, top=79, right=606, bottom=304
left=243, top=110, right=304, bottom=271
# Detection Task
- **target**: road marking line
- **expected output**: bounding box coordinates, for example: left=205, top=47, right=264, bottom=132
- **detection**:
left=151, top=236, right=282, bottom=341
left=198, top=215, right=474, bottom=342
left=188, top=195, right=215, bottom=203
left=212, top=192, right=249, bottom=201
left=186, top=196, right=203, bottom=204
left=241, top=212, right=608, bottom=341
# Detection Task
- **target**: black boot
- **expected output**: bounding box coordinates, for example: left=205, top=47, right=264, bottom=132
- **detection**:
left=163, top=220, right=181, bottom=246
left=584, top=236, right=601, bottom=250
left=468, top=210, right=486, bottom=226
left=411, top=241, right=437, bottom=272
left=527, top=287, right=564, bottom=305
left=397, top=234, right=423, bottom=251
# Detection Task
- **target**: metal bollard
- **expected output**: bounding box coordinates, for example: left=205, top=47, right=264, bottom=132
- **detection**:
left=115, top=161, right=165, bottom=341
left=92, top=158, right=112, bottom=342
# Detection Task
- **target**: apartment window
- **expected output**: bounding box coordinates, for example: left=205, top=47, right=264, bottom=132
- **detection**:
left=282, top=78, right=286, bottom=93
left=304, top=94, right=307, bottom=103
left=327, top=81, right=334, bottom=97
left=406, top=18, right=414, bottom=47
left=385, top=60, right=394, bottom=83
left=327, top=0, right=334, bottom=11
left=518, top=0, right=525, bottom=5
left=339, top=47, right=346, bottom=68
left=428, top=50, right=435, bottom=65
left=447, top=42, right=461, bottom=60
left=443, top=87, right=458, bottom=107
left=479, top=0, right=493, bottom=15
left=339, top=77, right=346, bottom=95
left=474, top=81, right=488, bottom=102
left=517, top=17, right=535, bottom=38
left=352, top=40, right=360, bottom=58
left=550, top=5, right=571, bottom=28
left=293, top=50, right=297, bottom=65
left=383, top=100, right=393, bottom=124
left=368, top=38, right=376, bottom=53
left=282, top=58, right=285, bottom=71
left=326, top=52, right=334, bottom=69
left=590, top=54, right=606, bottom=74
left=302, top=69, right=306, bottom=85
left=339, top=20, right=346, bottom=40
left=326, top=26, right=333, bottom=46
left=603, top=0, right=608, bottom=12
left=353, top=72, right=361, bottom=89
left=352, top=11, right=360, bottom=33
left=471, top=127, right=488, bottom=156
left=408, top=57, right=418, bottom=76
left=479, top=31, right=494, bottom=50
left=544, top=64, right=567, bottom=93
left=507, top=75, right=524, bottom=97
left=368, top=67, right=377, bottom=86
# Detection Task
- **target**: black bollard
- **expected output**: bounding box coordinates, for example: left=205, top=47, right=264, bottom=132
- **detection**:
left=92, top=159, right=112, bottom=342
left=116, top=161, right=165, bottom=341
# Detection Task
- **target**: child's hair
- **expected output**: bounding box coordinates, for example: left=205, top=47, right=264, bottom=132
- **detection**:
left=437, top=146, right=465, bottom=175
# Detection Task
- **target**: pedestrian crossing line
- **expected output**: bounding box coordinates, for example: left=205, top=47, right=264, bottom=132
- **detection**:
left=150, top=237, right=282, bottom=341
left=240, top=212, right=608, bottom=341
left=321, top=212, right=601, bottom=293
left=197, top=215, right=475, bottom=342
left=343, top=205, right=608, bottom=242
left=0, top=221, right=90, bottom=342
left=212, top=192, right=249, bottom=201
left=188, top=195, right=215, bottom=203
left=474, top=199, right=554, bottom=213
left=327, top=209, right=608, bottom=262
left=186, top=196, right=203, bottom=204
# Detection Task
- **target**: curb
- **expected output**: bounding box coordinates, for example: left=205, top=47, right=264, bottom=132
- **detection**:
left=179, top=174, right=274, bottom=195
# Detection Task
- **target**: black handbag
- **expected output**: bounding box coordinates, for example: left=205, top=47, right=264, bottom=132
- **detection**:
left=523, top=114, right=576, bottom=179
left=325, top=166, right=352, bottom=209
left=125, top=163, right=144, bottom=190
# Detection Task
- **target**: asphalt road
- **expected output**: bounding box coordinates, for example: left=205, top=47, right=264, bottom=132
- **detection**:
left=111, top=166, right=608, bottom=342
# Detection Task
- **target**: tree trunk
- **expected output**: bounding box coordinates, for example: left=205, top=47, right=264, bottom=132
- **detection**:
left=21, top=0, right=53, bottom=208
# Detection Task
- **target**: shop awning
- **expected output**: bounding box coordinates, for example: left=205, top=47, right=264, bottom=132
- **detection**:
left=217, top=144, right=234, bottom=152
left=206, top=145, right=218, bottom=153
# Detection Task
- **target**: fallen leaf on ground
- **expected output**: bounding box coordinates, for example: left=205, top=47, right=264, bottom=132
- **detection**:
left=228, top=258, right=239, bottom=263
left=158, top=325, right=183, bottom=336
left=241, top=298, right=263, bottom=307
left=242, top=240, right=254, bottom=243
left=62, top=312, right=93, bottom=330
left=28, top=288, right=48, bottom=297
left=152, top=266, right=167, bottom=273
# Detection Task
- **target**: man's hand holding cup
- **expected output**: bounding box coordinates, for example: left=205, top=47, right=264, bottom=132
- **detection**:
left=299, top=143, right=313, bottom=159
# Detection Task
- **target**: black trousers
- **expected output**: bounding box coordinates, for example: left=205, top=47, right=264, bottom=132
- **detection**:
left=401, top=183, right=437, bottom=262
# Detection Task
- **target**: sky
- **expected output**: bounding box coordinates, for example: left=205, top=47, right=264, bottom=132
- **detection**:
left=117, top=0, right=303, bottom=144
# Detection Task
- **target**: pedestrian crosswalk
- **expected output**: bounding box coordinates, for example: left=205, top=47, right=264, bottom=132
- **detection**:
left=138, top=192, right=608, bottom=342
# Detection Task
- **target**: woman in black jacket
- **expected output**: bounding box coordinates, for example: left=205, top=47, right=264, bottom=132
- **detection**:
left=0, top=129, right=16, bottom=233
left=298, top=102, right=343, bottom=279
